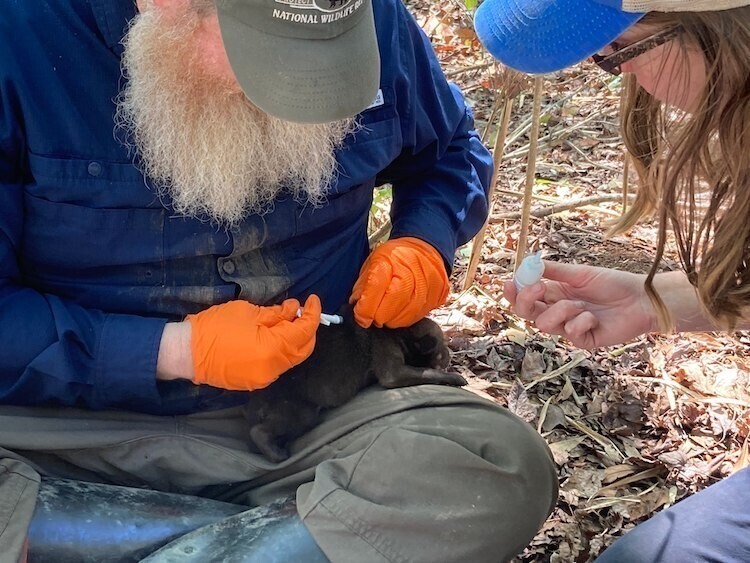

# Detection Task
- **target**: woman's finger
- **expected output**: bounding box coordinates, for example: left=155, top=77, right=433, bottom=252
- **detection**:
left=534, top=299, right=588, bottom=336
left=563, top=310, right=601, bottom=349
left=511, top=282, right=547, bottom=319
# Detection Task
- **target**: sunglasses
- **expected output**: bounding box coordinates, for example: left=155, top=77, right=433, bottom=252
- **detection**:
left=591, top=26, right=683, bottom=76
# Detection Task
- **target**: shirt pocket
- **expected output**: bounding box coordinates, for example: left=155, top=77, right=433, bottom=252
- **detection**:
left=334, top=86, right=401, bottom=189
left=22, top=153, right=166, bottom=286
left=293, top=88, right=401, bottom=241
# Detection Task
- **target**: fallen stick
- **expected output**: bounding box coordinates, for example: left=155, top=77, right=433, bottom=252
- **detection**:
left=490, top=193, right=634, bottom=223
left=462, top=95, right=514, bottom=290
left=514, top=75, right=545, bottom=269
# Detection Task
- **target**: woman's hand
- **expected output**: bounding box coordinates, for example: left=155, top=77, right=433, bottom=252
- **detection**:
left=503, top=261, right=656, bottom=349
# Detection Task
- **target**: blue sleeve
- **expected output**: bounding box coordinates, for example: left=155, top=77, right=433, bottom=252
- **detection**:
left=377, top=0, right=493, bottom=269
left=0, top=89, right=167, bottom=411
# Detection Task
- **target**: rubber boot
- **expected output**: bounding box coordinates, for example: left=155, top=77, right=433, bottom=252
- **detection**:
left=26, top=478, right=249, bottom=562
left=140, top=494, right=330, bottom=562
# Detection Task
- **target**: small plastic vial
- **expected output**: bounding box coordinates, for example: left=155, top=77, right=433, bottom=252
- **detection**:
left=514, top=251, right=545, bottom=291
left=296, top=309, right=344, bottom=326
left=319, top=313, right=344, bottom=326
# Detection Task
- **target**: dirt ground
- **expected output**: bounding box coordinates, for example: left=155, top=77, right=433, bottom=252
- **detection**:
left=394, top=1, right=750, bottom=561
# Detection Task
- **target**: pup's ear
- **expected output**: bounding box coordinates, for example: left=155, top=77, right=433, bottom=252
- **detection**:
left=412, top=334, right=440, bottom=355
left=419, top=335, right=450, bottom=368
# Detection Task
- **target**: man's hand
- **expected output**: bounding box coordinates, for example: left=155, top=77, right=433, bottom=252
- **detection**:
left=350, top=237, right=449, bottom=328
left=186, top=295, right=322, bottom=390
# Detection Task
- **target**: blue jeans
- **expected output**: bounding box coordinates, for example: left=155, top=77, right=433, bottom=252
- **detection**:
left=597, top=467, right=750, bottom=563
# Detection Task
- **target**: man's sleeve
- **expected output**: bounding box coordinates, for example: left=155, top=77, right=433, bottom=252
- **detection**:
left=0, top=93, right=167, bottom=411
left=376, top=0, right=493, bottom=268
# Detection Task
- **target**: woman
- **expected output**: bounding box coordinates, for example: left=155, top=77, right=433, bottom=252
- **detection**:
left=475, top=1, right=750, bottom=562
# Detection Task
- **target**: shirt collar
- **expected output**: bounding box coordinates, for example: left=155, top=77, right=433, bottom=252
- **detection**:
left=89, top=0, right=138, bottom=56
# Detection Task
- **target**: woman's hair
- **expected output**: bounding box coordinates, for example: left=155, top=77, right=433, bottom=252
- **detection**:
left=612, top=9, right=750, bottom=331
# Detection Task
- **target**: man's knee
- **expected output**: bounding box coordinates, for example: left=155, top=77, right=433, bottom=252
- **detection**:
left=298, top=392, right=558, bottom=562
left=397, top=397, right=559, bottom=551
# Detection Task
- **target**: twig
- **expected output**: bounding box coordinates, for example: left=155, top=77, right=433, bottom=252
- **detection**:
left=503, top=111, right=612, bottom=160
left=609, top=341, right=646, bottom=357
left=663, top=370, right=677, bottom=411
left=515, top=76, right=544, bottom=269
left=445, top=62, right=494, bottom=79
left=368, top=220, right=391, bottom=247
left=566, top=416, right=626, bottom=462
left=496, top=189, right=632, bottom=218
left=621, top=375, right=750, bottom=409
left=582, top=496, right=643, bottom=512
left=490, top=194, right=634, bottom=223
left=595, top=467, right=663, bottom=496
left=525, top=354, right=588, bottom=391
left=537, top=396, right=553, bottom=434
left=584, top=482, right=662, bottom=513
left=566, top=374, right=585, bottom=407
left=479, top=94, right=505, bottom=144
left=564, top=140, right=621, bottom=172
left=503, top=86, right=592, bottom=148
left=463, top=94, right=515, bottom=290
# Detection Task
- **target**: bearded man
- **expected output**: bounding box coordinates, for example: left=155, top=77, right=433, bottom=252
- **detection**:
left=0, top=0, right=557, bottom=561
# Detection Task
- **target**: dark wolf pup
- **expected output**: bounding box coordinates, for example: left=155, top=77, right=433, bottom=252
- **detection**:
left=244, top=311, right=466, bottom=461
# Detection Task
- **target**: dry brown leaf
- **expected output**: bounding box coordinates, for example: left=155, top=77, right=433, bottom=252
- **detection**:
left=504, top=327, right=528, bottom=346
left=672, top=361, right=711, bottom=394
left=548, top=436, right=586, bottom=466
left=506, top=379, right=537, bottom=423
left=602, top=464, right=640, bottom=485
left=738, top=410, right=750, bottom=439
left=658, top=449, right=689, bottom=469
left=562, top=467, right=604, bottom=499
left=733, top=437, right=750, bottom=472
left=541, top=404, right=567, bottom=432
left=713, top=368, right=741, bottom=396
left=433, top=309, right=486, bottom=336
left=455, top=27, right=477, bottom=43
left=520, top=349, right=546, bottom=382
left=610, top=487, right=671, bottom=520
left=558, top=378, right=575, bottom=402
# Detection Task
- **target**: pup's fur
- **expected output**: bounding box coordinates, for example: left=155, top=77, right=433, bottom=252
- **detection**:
left=243, top=311, right=466, bottom=462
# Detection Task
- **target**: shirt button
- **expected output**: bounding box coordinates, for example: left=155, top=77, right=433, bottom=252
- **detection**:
left=222, top=259, right=236, bottom=275
left=87, top=161, right=102, bottom=177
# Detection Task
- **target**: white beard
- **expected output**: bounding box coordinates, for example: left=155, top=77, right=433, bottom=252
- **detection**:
left=116, top=8, right=356, bottom=226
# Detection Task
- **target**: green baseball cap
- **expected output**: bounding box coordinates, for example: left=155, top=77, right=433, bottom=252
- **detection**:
left=216, top=0, right=381, bottom=124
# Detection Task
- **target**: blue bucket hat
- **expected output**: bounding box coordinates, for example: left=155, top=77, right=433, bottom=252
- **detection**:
left=474, top=0, right=644, bottom=74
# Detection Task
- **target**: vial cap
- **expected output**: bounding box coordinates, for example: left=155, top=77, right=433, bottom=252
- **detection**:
left=514, top=251, right=545, bottom=289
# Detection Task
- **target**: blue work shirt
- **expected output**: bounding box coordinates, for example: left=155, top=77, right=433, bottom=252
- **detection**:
left=0, top=0, right=492, bottom=415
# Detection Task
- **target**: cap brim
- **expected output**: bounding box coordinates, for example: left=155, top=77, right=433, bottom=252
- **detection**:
left=217, top=3, right=380, bottom=124
left=475, top=0, right=644, bottom=74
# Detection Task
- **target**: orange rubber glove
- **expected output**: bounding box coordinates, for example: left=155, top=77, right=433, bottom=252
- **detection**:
left=186, top=295, right=322, bottom=391
left=350, top=237, right=450, bottom=328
